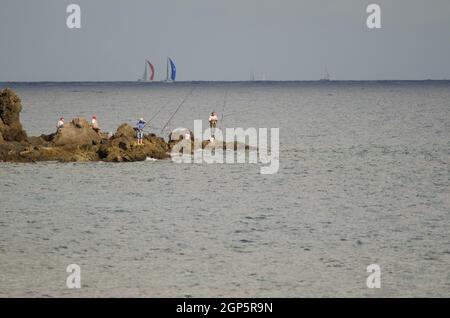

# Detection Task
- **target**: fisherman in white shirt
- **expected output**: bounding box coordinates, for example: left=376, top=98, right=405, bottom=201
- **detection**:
left=91, top=115, right=100, bottom=134
left=56, top=117, right=64, bottom=130
left=208, top=111, right=218, bottom=140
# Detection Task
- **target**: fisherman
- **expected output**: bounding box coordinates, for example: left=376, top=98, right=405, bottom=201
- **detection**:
left=208, top=111, right=218, bottom=140
left=184, top=130, right=191, bottom=141
left=56, top=117, right=64, bottom=131
left=135, top=118, right=147, bottom=145
left=91, top=115, right=100, bottom=134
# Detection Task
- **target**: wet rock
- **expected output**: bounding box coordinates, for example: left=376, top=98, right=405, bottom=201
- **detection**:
left=201, top=140, right=254, bottom=151
left=167, top=128, right=194, bottom=151
left=169, top=138, right=255, bottom=155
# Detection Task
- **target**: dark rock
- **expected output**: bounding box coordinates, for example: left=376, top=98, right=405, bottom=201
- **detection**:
left=0, top=88, right=28, bottom=142
left=98, top=123, right=169, bottom=162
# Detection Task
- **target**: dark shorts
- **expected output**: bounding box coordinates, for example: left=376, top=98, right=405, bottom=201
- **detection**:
left=136, top=130, right=144, bottom=139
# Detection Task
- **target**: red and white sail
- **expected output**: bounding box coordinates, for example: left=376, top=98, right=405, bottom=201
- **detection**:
left=147, top=60, right=155, bottom=81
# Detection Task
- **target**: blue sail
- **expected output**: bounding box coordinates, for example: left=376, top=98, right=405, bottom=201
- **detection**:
left=169, top=58, right=176, bottom=81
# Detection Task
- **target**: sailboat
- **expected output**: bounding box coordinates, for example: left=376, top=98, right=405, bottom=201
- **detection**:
left=138, top=60, right=155, bottom=82
left=320, top=66, right=331, bottom=82
left=165, top=57, right=176, bottom=82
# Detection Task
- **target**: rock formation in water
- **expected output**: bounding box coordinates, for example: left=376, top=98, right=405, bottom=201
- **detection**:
left=52, top=117, right=102, bottom=147
left=0, top=88, right=253, bottom=163
left=98, top=123, right=169, bottom=162
left=0, top=88, right=169, bottom=163
left=0, top=88, right=28, bottom=143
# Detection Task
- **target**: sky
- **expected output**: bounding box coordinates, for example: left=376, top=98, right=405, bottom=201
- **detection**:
left=0, top=0, right=449, bottom=81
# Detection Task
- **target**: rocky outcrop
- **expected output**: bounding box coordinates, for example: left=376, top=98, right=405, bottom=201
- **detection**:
left=167, top=128, right=194, bottom=151
left=51, top=117, right=102, bottom=146
left=0, top=88, right=169, bottom=163
left=0, top=88, right=253, bottom=163
left=0, top=88, right=28, bottom=142
left=169, top=138, right=255, bottom=155
left=98, top=124, right=169, bottom=162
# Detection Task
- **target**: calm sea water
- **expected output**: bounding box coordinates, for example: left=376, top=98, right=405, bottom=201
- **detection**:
left=0, top=81, right=449, bottom=297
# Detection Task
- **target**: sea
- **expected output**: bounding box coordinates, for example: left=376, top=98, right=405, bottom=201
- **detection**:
left=0, top=81, right=449, bottom=297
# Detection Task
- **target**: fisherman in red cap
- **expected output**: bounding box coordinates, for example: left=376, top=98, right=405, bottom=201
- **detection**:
left=91, top=115, right=100, bottom=134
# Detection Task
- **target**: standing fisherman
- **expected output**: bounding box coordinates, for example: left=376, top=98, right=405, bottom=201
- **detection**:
left=135, top=118, right=147, bottom=145
left=208, top=111, right=218, bottom=140
left=91, top=115, right=100, bottom=134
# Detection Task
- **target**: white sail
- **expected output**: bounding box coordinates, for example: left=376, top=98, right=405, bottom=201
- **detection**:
left=166, top=58, right=169, bottom=82
left=320, top=66, right=330, bottom=81
left=141, top=61, right=148, bottom=81
left=165, top=57, right=176, bottom=82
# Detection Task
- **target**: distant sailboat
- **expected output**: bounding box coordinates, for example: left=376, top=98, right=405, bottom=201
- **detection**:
left=320, top=66, right=331, bottom=82
left=139, top=61, right=148, bottom=82
left=250, top=72, right=255, bottom=81
left=138, top=59, right=155, bottom=81
left=148, top=60, right=155, bottom=81
left=166, top=57, right=176, bottom=82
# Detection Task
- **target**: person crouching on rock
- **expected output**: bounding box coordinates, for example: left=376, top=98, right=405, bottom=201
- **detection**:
left=91, top=115, right=100, bottom=134
left=135, top=118, right=147, bottom=146
left=56, top=117, right=64, bottom=131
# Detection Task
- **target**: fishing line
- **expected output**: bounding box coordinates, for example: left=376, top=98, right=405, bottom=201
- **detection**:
left=147, top=97, right=173, bottom=124
left=222, top=108, right=257, bottom=118
left=220, top=88, right=228, bottom=129
left=160, top=87, right=195, bottom=134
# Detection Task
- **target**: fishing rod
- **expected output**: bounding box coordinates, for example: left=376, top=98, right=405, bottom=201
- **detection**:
left=147, top=98, right=173, bottom=124
left=220, top=88, right=228, bottom=129
left=222, top=108, right=257, bottom=118
left=131, top=98, right=173, bottom=134
left=143, top=125, right=164, bottom=131
left=160, top=87, right=195, bottom=134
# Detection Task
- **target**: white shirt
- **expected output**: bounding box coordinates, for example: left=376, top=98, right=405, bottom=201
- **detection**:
left=91, top=118, right=99, bottom=129
left=57, top=120, right=64, bottom=128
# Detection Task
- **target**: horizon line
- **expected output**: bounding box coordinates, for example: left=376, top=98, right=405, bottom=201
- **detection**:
left=1, top=79, right=449, bottom=84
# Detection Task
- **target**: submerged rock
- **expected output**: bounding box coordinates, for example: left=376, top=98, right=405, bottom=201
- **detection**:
left=169, top=137, right=256, bottom=155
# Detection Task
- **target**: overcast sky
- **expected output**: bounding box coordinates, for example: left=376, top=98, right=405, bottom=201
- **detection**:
left=1, top=0, right=449, bottom=81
